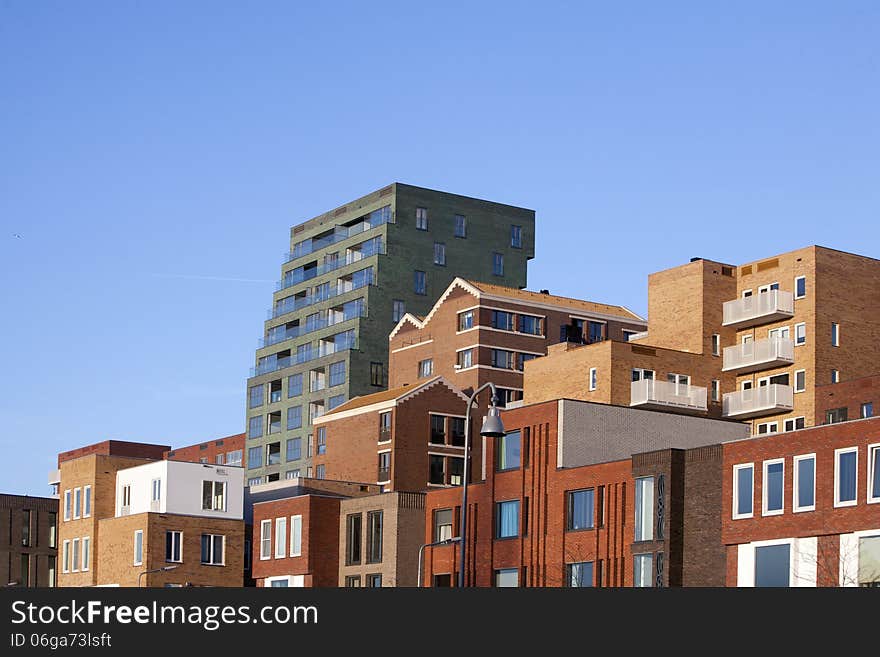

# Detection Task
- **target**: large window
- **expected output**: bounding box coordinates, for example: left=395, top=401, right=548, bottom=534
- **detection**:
left=491, top=349, right=515, bottom=370
left=366, top=511, right=383, bottom=564
left=835, top=447, right=858, bottom=507
left=633, top=554, right=653, bottom=587
left=248, top=446, right=262, bottom=468
left=763, top=460, right=784, bottom=515
left=458, top=310, right=474, bottom=331
left=202, top=480, right=226, bottom=512
left=346, top=514, right=362, bottom=565
left=518, top=314, right=542, bottom=335
left=434, top=509, right=454, bottom=542
left=249, top=384, right=264, bottom=408
left=858, top=536, right=880, bottom=587
left=491, top=310, right=515, bottom=331
left=329, top=361, right=346, bottom=387
left=634, top=477, right=654, bottom=541
left=430, top=415, right=446, bottom=444
left=288, top=373, right=303, bottom=397
left=418, top=359, right=433, bottom=378
left=286, top=437, right=301, bottom=462
left=567, top=561, right=594, bottom=587
left=201, top=534, right=224, bottom=565
left=248, top=415, right=263, bottom=439
left=496, top=430, right=521, bottom=471
left=378, top=452, right=391, bottom=482
left=495, top=568, right=519, bottom=587
left=165, top=531, right=182, bottom=563
left=495, top=500, right=519, bottom=539
left=287, top=405, right=302, bottom=430
left=429, top=455, right=445, bottom=485
left=733, top=464, right=754, bottom=519
left=587, top=321, right=605, bottom=344
left=260, top=520, right=272, bottom=560
left=755, top=544, right=790, bottom=587
left=793, top=454, right=816, bottom=512
left=567, top=489, right=594, bottom=531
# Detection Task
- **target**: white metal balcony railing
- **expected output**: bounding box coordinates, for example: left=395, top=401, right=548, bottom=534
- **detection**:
left=722, top=290, right=794, bottom=328
left=722, top=383, right=794, bottom=419
left=722, top=337, right=795, bottom=374
left=630, top=379, right=708, bottom=414
left=120, top=505, right=131, bottom=516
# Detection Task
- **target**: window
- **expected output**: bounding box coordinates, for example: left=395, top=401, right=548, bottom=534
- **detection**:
left=633, top=554, right=653, bottom=587
left=62, top=540, right=70, bottom=573
left=492, top=252, right=504, bottom=276
left=634, top=477, right=654, bottom=541
left=414, top=270, right=426, bottom=295
left=495, top=568, right=519, bottom=587
left=328, top=394, right=345, bottom=410
left=429, top=455, right=445, bottom=485
left=82, top=537, right=91, bottom=570
left=784, top=417, right=805, bottom=432
left=201, top=480, right=226, bottom=512
left=63, top=490, right=71, bottom=521
left=454, top=214, right=466, bottom=238
left=378, top=452, right=391, bottom=482
left=48, top=513, right=56, bottom=548
left=566, top=562, right=594, bottom=587
left=418, top=358, right=433, bottom=378
left=430, top=415, right=446, bottom=444
left=392, top=300, right=405, bottom=322
left=589, top=368, right=597, bottom=391
left=275, top=517, right=287, bottom=558
left=711, top=334, right=720, bottom=356
left=248, top=415, right=263, bottom=439
left=315, top=464, right=325, bottom=479
left=755, top=544, right=790, bottom=587
left=433, top=242, right=446, bottom=266
left=794, top=369, right=806, bottom=393
left=329, top=361, right=346, bottom=387
left=317, top=428, right=326, bottom=455
left=121, top=484, right=131, bottom=512
left=344, top=576, right=362, bottom=588
left=288, top=373, right=303, bottom=397
left=72, top=538, right=80, bottom=572
left=74, top=488, right=81, bottom=519
left=490, top=349, right=515, bottom=370
left=795, top=275, right=806, bottom=299
left=434, top=509, right=454, bottom=542
left=165, top=531, right=182, bottom=563
left=379, top=411, right=392, bottom=442
left=826, top=407, right=848, bottom=424
left=711, top=380, right=720, bottom=402
left=260, top=520, right=272, bottom=560
left=248, top=446, right=262, bottom=468
left=457, top=348, right=473, bottom=369
left=20, top=510, right=30, bottom=547
left=248, top=384, right=264, bottom=408
left=309, top=401, right=325, bottom=423
left=496, top=430, right=521, bottom=471
left=285, top=470, right=299, bottom=480
left=269, top=380, right=282, bottom=403
left=370, top=362, right=384, bottom=387
left=518, top=314, right=542, bottom=335
left=763, top=460, right=784, bottom=515
left=858, top=536, right=880, bottom=586
left=793, top=454, right=816, bottom=512
left=201, top=534, right=224, bottom=565
left=346, top=514, right=362, bottom=565
left=248, top=477, right=264, bottom=487
left=835, top=447, right=858, bottom=507
left=832, top=369, right=840, bottom=384
left=367, top=511, right=383, bottom=563
left=458, top=310, right=474, bottom=331
left=795, top=323, right=806, bottom=346
left=733, top=464, right=754, bottom=519
left=491, top=310, right=515, bottom=331
left=510, top=225, right=522, bottom=248
left=831, top=322, right=840, bottom=347
left=863, top=402, right=874, bottom=419
left=495, top=500, right=519, bottom=539
left=83, top=485, right=91, bottom=518
left=288, top=515, right=302, bottom=557
left=567, top=489, right=594, bottom=531
left=134, top=530, right=143, bottom=566
left=587, top=321, right=605, bottom=344
left=756, top=422, right=778, bottom=435
left=367, top=574, right=382, bottom=587
left=415, top=207, right=428, bottom=230
left=151, top=478, right=161, bottom=503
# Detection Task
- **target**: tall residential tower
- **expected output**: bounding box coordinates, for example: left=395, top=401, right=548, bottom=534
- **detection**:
left=245, top=183, right=535, bottom=485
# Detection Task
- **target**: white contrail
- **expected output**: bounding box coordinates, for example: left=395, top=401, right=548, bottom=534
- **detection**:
left=149, top=273, right=275, bottom=283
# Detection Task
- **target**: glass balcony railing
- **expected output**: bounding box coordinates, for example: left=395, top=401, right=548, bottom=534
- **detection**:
left=260, top=302, right=366, bottom=348
left=250, top=336, right=357, bottom=378
left=285, top=206, right=391, bottom=263
left=277, top=237, right=385, bottom=291
left=269, top=267, right=374, bottom=320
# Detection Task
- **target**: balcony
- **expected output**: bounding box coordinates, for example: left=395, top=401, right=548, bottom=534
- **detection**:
left=722, top=338, right=794, bottom=374
left=722, top=290, right=794, bottom=329
left=284, top=206, right=391, bottom=264
left=630, top=379, right=708, bottom=415
left=377, top=467, right=390, bottom=482
left=378, top=427, right=392, bottom=443
left=48, top=469, right=60, bottom=486
left=722, top=384, right=793, bottom=419
left=277, top=238, right=385, bottom=292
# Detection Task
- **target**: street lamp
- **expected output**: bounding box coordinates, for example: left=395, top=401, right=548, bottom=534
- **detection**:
left=138, top=564, right=179, bottom=587
left=417, top=536, right=461, bottom=587
left=459, top=382, right=505, bottom=588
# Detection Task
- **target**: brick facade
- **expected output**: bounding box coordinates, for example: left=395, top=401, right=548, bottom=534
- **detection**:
left=0, top=495, right=58, bottom=587
left=814, top=374, right=880, bottom=424
left=164, top=433, right=246, bottom=467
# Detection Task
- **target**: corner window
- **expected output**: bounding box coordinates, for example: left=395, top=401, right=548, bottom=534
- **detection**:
left=733, top=464, right=754, bottom=519
left=495, top=500, right=519, bottom=539
left=793, top=454, right=816, bottom=512
left=762, top=460, right=784, bottom=516
left=834, top=447, right=858, bottom=507
left=634, top=477, right=654, bottom=540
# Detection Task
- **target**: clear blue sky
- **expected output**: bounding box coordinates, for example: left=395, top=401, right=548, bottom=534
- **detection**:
left=2, top=2, right=878, bottom=495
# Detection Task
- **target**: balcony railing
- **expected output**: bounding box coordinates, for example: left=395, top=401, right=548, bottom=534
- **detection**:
left=378, top=427, right=392, bottom=443
left=722, top=384, right=794, bottom=419
left=120, top=505, right=130, bottom=516
left=722, top=290, right=794, bottom=329
left=630, top=379, right=707, bottom=415
left=722, top=337, right=794, bottom=374
left=261, top=303, right=366, bottom=348
left=250, top=336, right=357, bottom=377
left=284, top=206, right=391, bottom=264
left=269, top=268, right=374, bottom=320
left=377, top=467, right=390, bottom=482
left=277, top=238, right=385, bottom=291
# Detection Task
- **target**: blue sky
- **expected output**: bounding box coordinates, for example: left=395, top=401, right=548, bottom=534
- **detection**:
left=1, top=2, right=878, bottom=495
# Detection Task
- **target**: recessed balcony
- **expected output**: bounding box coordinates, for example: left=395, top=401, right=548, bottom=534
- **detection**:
left=722, top=384, right=793, bottom=419
left=722, top=290, right=794, bottom=329
left=722, top=338, right=794, bottom=374
left=630, top=379, right=708, bottom=415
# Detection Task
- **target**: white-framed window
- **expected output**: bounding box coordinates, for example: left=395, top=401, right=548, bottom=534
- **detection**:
left=794, top=369, right=806, bottom=393
left=758, top=282, right=779, bottom=294
left=742, top=289, right=753, bottom=298
left=756, top=422, right=778, bottom=435
left=73, top=487, right=82, bottom=520
left=634, top=477, right=654, bottom=541
left=121, top=484, right=131, bottom=511
left=134, top=530, right=144, bottom=566
left=71, top=537, right=80, bottom=572
left=832, top=369, right=840, bottom=384
left=783, top=417, right=805, bottom=432
left=862, top=402, right=874, bottom=419
left=794, top=323, right=806, bottom=346
left=418, top=359, right=433, bottom=378
left=151, top=478, right=161, bottom=502
left=260, top=520, right=272, bottom=560
left=81, top=536, right=90, bottom=572
left=633, top=554, right=653, bottom=588
left=834, top=447, right=858, bottom=507
left=793, top=454, right=816, bottom=512
left=711, top=380, right=720, bottom=402
left=63, top=490, right=71, bottom=521
left=457, top=348, right=473, bottom=369
left=589, top=368, right=597, bottom=391
left=868, top=443, right=880, bottom=504
left=200, top=534, right=225, bottom=566
left=165, top=531, right=183, bottom=563
left=631, top=368, right=654, bottom=382
left=62, top=540, right=70, bottom=573
left=753, top=541, right=792, bottom=587
left=290, top=515, right=303, bottom=557
left=83, top=485, right=91, bottom=518
left=831, top=322, right=840, bottom=347
left=733, top=463, right=754, bottom=519
left=711, top=334, right=720, bottom=356
left=201, top=480, right=226, bottom=511
left=275, top=517, right=287, bottom=558
left=794, top=275, right=806, bottom=299
left=762, top=459, right=785, bottom=516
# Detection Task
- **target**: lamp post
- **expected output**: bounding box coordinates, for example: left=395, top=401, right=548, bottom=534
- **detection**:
left=458, top=382, right=505, bottom=588
left=138, top=564, right=179, bottom=588
left=417, top=536, right=461, bottom=587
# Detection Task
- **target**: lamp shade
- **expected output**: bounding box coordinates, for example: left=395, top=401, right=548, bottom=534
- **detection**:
left=480, top=406, right=505, bottom=438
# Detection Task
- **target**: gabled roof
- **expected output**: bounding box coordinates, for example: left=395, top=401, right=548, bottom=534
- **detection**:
left=314, top=376, right=468, bottom=422
left=389, top=278, right=645, bottom=340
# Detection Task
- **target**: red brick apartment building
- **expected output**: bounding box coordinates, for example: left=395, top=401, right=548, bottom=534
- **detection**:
left=722, top=416, right=880, bottom=587
left=815, top=374, right=879, bottom=425
left=164, top=432, right=245, bottom=467
left=311, top=376, right=470, bottom=491
left=422, top=399, right=749, bottom=587
left=388, top=278, right=646, bottom=406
